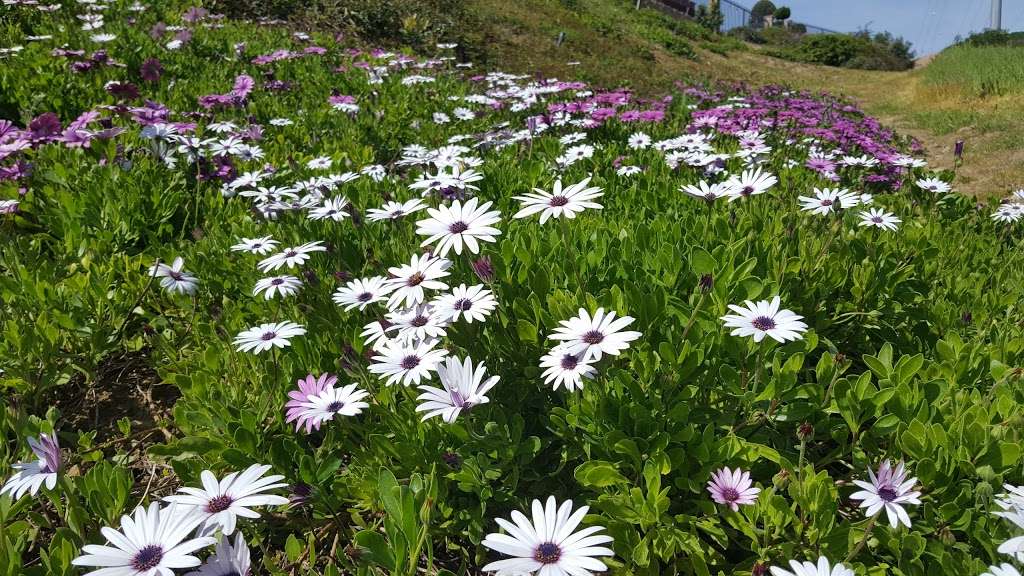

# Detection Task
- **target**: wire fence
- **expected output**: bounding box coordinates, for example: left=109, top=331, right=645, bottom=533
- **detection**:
left=648, top=0, right=840, bottom=35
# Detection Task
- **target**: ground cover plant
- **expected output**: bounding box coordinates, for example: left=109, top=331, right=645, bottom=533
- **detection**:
left=3, top=2, right=1024, bottom=576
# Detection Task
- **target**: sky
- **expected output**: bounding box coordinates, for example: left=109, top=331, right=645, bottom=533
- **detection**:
left=753, top=0, right=1024, bottom=56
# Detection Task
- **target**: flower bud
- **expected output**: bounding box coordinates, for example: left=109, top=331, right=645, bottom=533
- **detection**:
left=698, top=273, right=713, bottom=294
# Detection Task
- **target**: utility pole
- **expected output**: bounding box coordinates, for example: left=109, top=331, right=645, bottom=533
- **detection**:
left=991, top=0, right=1002, bottom=30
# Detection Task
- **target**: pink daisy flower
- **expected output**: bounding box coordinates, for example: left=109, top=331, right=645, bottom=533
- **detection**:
left=707, top=467, right=760, bottom=511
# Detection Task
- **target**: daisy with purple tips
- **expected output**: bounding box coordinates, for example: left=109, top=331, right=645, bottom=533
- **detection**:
left=416, top=356, right=499, bottom=423
left=848, top=459, right=921, bottom=528
left=1, top=433, right=61, bottom=500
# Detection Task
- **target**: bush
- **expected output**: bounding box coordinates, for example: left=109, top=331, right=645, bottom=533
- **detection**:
left=778, top=32, right=914, bottom=70
left=964, top=29, right=1024, bottom=47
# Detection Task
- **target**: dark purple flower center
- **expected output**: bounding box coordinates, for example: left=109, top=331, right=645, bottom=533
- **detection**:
left=741, top=185, right=755, bottom=196
left=410, top=315, right=429, bottom=327
left=285, top=250, right=298, bottom=257
left=721, top=487, right=740, bottom=502
left=168, top=271, right=184, bottom=281
left=560, top=354, right=579, bottom=370
left=272, top=278, right=284, bottom=285
left=582, top=330, right=605, bottom=345
left=357, top=292, right=373, bottom=302
left=549, top=196, right=569, bottom=207
left=820, top=199, right=833, bottom=206
left=448, top=221, right=469, bottom=234
left=261, top=331, right=278, bottom=341
left=326, top=400, right=345, bottom=413
left=132, top=545, right=164, bottom=572
left=534, top=542, right=561, bottom=564
left=751, top=316, right=776, bottom=331
left=872, top=216, right=883, bottom=223
left=454, top=298, right=473, bottom=311
left=206, top=494, right=234, bottom=513
left=878, top=486, right=898, bottom=502
left=407, top=272, right=425, bottom=286
left=400, top=355, right=420, bottom=370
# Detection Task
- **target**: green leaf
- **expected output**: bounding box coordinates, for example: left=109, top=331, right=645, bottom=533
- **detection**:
left=574, top=460, right=628, bottom=488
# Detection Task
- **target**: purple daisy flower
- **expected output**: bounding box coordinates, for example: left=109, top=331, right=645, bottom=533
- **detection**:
left=707, top=466, right=760, bottom=511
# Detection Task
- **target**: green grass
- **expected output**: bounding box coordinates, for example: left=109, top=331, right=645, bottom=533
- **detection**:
left=922, top=45, right=1024, bottom=97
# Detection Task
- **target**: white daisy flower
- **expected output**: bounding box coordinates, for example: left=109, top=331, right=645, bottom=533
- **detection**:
left=415, top=198, right=501, bottom=256
left=627, top=132, right=651, bottom=149
left=431, top=284, right=497, bottom=323
left=253, top=276, right=302, bottom=300
left=481, top=495, right=614, bottom=576
left=513, top=177, right=603, bottom=225
left=384, top=253, right=452, bottom=309
left=284, top=374, right=371, bottom=433
left=309, top=196, right=350, bottom=222
left=797, top=188, right=860, bottom=215
left=149, top=257, right=199, bottom=295
left=233, top=321, right=306, bottom=354
left=72, top=502, right=216, bottom=576
left=164, top=464, right=288, bottom=536
left=306, top=156, right=333, bottom=170
left=387, top=304, right=449, bottom=344
left=367, top=199, right=426, bottom=222
left=539, top=345, right=597, bottom=392
left=616, top=165, right=642, bottom=177
left=681, top=180, right=731, bottom=203
left=725, top=167, right=777, bottom=201
left=721, top=296, right=807, bottom=343
left=360, top=320, right=393, bottom=352
left=769, top=557, right=854, bottom=576
left=915, top=177, right=951, bottom=194
left=1, top=434, right=61, bottom=501
left=333, top=276, right=391, bottom=311
left=548, top=308, right=642, bottom=362
left=184, top=534, right=250, bottom=576
left=368, top=340, right=448, bottom=387
left=257, top=242, right=327, bottom=273
left=416, top=356, right=499, bottom=423
left=982, top=564, right=1022, bottom=576
left=857, top=208, right=901, bottom=231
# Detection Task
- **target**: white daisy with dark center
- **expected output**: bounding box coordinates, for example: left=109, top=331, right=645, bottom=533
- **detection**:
left=415, top=197, right=502, bottom=256
left=548, top=307, right=642, bottom=362
left=720, top=296, right=807, bottom=343
left=431, top=283, right=498, bottom=323
left=333, top=276, right=391, bottom=311
left=848, top=459, right=921, bottom=528
left=164, top=464, right=288, bottom=536
left=72, top=502, right=216, bottom=576
left=415, top=355, right=499, bottom=423
left=725, top=166, right=777, bottom=201
left=512, top=177, right=604, bottom=224
left=539, top=344, right=598, bottom=392
left=481, top=496, right=614, bottom=576
left=233, top=321, right=306, bottom=354
left=368, top=340, right=448, bottom=387
left=149, top=257, right=199, bottom=295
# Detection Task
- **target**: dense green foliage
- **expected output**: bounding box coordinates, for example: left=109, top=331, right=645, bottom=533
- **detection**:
left=1, top=2, right=1024, bottom=576
left=962, top=29, right=1024, bottom=48
left=756, top=30, right=915, bottom=71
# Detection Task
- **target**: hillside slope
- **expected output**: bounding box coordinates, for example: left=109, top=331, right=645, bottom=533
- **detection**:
left=463, top=0, right=1024, bottom=196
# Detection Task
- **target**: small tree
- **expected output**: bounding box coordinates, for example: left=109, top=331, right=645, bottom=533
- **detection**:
left=696, top=0, right=724, bottom=32
left=773, top=6, right=791, bottom=22
left=750, top=0, right=777, bottom=29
